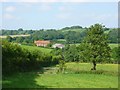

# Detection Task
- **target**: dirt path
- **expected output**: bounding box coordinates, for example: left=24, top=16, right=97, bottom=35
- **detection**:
left=43, top=67, right=58, bottom=74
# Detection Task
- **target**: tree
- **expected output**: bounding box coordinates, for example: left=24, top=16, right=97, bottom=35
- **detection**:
left=112, top=46, right=120, bottom=63
left=64, top=44, right=80, bottom=62
left=16, top=37, right=24, bottom=43
left=108, top=29, right=118, bottom=43
left=18, top=28, right=23, bottom=32
left=57, top=60, right=66, bottom=73
left=80, top=24, right=111, bottom=70
left=6, top=36, right=13, bottom=42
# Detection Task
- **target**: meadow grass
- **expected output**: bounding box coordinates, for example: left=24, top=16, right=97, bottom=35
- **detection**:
left=61, top=28, right=86, bottom=33
left=109, top=43, right=118, bottom=49
left=65, top=62, right=118, bottom=76
left=2, top=72, right=118, bottom=88
left=65, top=62, right=118, bottom=72
left=35, top=73, right=118, bottom=88
left=2, top=63, right=118, bottom=88
left=21, top=45, right=52, bottom=53
left=70, top=43, right=118, bottom=49
left=57, top=39, right=66, bottom=41
left=104, top=30, right=110, bottom=34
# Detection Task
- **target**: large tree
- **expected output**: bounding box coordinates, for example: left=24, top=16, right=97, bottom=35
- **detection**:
left=80, top=24, right=111, bottom=70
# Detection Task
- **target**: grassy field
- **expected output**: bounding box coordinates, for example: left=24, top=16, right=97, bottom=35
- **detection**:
left=21, top=43, right=118, bottom=54
left=57, top=39, right=66, bottom=42
left=65, top=63, right=118, bottom=75
left=61, top=28, right=86, bottom=33
left=70, top=43, right=118, bottom=49
left=21, top=45, right=52, bottom=53
left=2, top=63, right=118, bottom=88
left=0, top=34, right=30, bottom=38
left=109, top=43, right=118, bottom=49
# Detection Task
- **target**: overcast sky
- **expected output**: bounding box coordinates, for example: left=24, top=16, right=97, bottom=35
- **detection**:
left=1, top=1, right=118, bottom=30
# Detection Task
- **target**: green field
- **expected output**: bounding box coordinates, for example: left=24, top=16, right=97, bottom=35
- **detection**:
left=70, top=43, right=118, bottom=49
left=109, top=44, right=118, bottom=49
left=0, top=34, right=30, bottom=38
left=57, top=39, right=66, bottom=42
left=3, top=63, right=118, bottom=88
left=65, top=63, right=118, bottom=75
left=61, top=28, right=86, bottom=33
left=21, top=43, right=118, bottom=54
left=21, top=45, right=52, bottom=53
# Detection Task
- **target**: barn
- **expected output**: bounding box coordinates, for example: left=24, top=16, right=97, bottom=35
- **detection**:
left=34, top=40, right=50, bottom=47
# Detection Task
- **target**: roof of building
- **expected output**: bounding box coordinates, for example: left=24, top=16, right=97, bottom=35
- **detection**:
left=34, top=40, right=50, bottom=44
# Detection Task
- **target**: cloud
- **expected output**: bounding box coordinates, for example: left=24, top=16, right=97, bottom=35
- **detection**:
left=4, top=13, right=14, bottom=19
left=5, top=6, right=16, bottom=12
left=20, top=0, right=39, bottom=2
left=0, top=0, right=118, bottom=2
left=0, top=0, right=8, bottom=2
left=0, top=0, right=39, bottom=2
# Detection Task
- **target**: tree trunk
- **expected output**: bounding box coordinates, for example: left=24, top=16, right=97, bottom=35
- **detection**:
left=91, top=60, right=96, bottom=70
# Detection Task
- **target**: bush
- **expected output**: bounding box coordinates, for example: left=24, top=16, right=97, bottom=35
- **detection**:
left=57, top=60, right=66, bottom=73
left=2, top=41, right=57, bottom=75
left=111, top=46, right=120, bottom=64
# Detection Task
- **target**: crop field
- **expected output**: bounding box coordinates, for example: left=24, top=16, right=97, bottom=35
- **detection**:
left=0, top=34, right=30, bottom=38
left=2, top=63, right=118, bottom=88
left=21, top=45, right=52, bottom=53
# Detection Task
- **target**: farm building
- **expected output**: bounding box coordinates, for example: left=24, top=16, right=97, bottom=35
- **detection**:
left=52, top=43, right=65, bottom=49
left=34, top=40, right=50, bottom=47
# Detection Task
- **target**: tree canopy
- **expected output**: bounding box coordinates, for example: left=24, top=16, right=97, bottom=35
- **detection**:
left=80, top=24, right=111, bottom=70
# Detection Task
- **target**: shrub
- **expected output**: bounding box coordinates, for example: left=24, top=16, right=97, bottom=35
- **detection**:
left=2, top=41, right=57, bottom=75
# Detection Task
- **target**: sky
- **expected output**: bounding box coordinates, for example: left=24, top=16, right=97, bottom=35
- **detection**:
left=0, top=1, right=118, bottom=30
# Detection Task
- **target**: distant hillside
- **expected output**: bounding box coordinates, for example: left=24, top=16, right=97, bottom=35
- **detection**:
left=21, top=45, right=52, bottom=54
left=1, top=26, right=118, bottom=44
left=0, top=34, right=30, bottom=38
left=60, top=28, right=86, bottom=33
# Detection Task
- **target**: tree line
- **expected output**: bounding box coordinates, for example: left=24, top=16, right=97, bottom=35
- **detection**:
left=1, top=26, right=118, bottom=44
left=51, top=24, right=119, bottom=71
left=2, top=24, right=119, bottom=74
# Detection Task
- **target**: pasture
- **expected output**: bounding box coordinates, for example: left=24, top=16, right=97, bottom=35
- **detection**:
left=70, top=43, right=118, bottom=49
left=109, top=43, right=118, bottom=49
left=61, top=28, right=86, bottom=33
left=21, top=45, right=52, bottom=53
left=2, top=63, right=118, bottom=88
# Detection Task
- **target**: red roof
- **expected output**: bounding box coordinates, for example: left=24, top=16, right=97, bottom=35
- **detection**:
left=34, top=40, right=50, bottom=44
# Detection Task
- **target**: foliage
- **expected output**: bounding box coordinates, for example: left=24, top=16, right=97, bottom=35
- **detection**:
left=2, top=41, right=58, bottom=75
left=61, top=25, right=82, bottom=30
left=64, top=30, right=87, bottom=44
left=57, top=60, right=66, bottom=73
left=63, top=44, right=80, bottom=62
left=111, top=46, right=120, bottom=63
left=108, top=29, right=118, bottom=43
left=6, top=36, right=13, bottom=42
left=52, top=55, right=62, bottom=65
left=1, top=26, right=118, bottom=44
left=80, top=24, right=111, bottom=70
